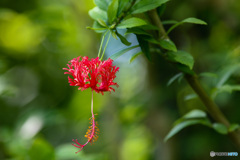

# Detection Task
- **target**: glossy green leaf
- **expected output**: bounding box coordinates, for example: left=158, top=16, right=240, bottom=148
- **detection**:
left=129, top=51, right=142, bottom=63
left=159, top=39, right=177, bottom=52
left=213, top=123, right=228, bottom=135
left=97, top=19, right=108, bottom=27
left=116, top=31, right=131, bottom=46
left=107, top=0, right=119, bottom=24
left=117, top=17, right=147, bottom=29
left=137, top=35, right=151, bottom=61
left=109, top=45, right=139, bottom=60
left=167, top=51, right=194, bottom=70
left=228, top=124, right=240, bottom=132
left=164, top=119, right=211, bottom=142
left=131, top=0, right=169, bottom=14
left=89, top=7, right=107, bottom=22
left=167, top=17, right=207, bottom=34
left=94, top=0, right=109, bottom=11
left=167, top=73, right=183, bottom=86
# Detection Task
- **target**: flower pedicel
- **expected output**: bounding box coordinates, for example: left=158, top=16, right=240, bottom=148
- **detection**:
left=63, top=56, right=119, bottom=153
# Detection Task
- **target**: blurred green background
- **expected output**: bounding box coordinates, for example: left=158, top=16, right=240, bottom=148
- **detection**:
left=1, top=0, right=240, bottom=160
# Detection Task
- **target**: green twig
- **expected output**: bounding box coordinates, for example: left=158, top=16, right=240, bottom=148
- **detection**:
left=148, top=9, right=240, bottom=150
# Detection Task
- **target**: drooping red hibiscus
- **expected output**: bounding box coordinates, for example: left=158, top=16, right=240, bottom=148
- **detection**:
left=63, top=56, right=119, bottom=95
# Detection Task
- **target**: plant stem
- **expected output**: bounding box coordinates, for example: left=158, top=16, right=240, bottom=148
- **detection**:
left=101, top=32, right=111, bottom=60
left=98, top=31, right=108, bottom=58
left=148, top=9, right=240, bottom=150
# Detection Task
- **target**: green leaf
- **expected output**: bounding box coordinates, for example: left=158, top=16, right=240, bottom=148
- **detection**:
left=167, top=73, right=183, bottom=86
left=212, top=123, right=228, bottom=135
left=157, top=3, right=166, bottom=16
left=91, top=21, right=108, bottom=33
left=125, top=28, right=152, bottom=36
left=212, top=84, right=240, bottom=99
left=183, top=109, right=207, bottom=119
left=199, top=72, right=218, bottom=78
left=176, top=63, right=195, bottom=75
left=89, top=7, right=108, bottom=22
left=137, top=35, right=151, bottom=61
left=97, top=19, right=108, bottom=27
left=116, top=31, right=131, bottom=46
left=167, top=17, right=207, bottom=34
left=159, top=39, right=177, bottom=52
left=164, top=119, right=211, bottom=142
left=117, top=17, right=147, bottom=29
left=162, top=20, right=178, bottom=25
left=118, top=0, right=130, bottom=15
left=131, top=0, right=169, bottom=14
left=94, top=0, right=109, bottom=11
left=130, top=51, right=142, bottom=63
left=216, top=64, right=240, bottom=87
left=182, top=17, right=207, bottom=25
left=110, top=30, right=118, bottom=39
left=167, top=51, right=194, bottom=70
left=107, top=0, right=119, bottom=24
left=109, top=45, right=139, bottom=60
left=228, top=124, right=240, bottom=132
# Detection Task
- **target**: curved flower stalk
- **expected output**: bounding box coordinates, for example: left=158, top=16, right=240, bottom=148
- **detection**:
left=72, top=92, right=99, bottom=153
left=63, top=56, right=119, bottom=153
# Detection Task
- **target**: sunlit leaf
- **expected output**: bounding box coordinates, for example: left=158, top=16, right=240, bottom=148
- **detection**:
left=131, top=0, right=169, bottom=14
left=109, top=45, right=139, bottom=60
left=107, top=0, right=119, bottom=24
left=89, top=7, right=108, bottom=22
left=212, top=123, right=228, bottom=135
left=117, top=17, right=147, bottom=29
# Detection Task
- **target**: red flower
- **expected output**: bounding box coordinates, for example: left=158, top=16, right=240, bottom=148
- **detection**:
left=63, top=56, right=119, bottom=94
